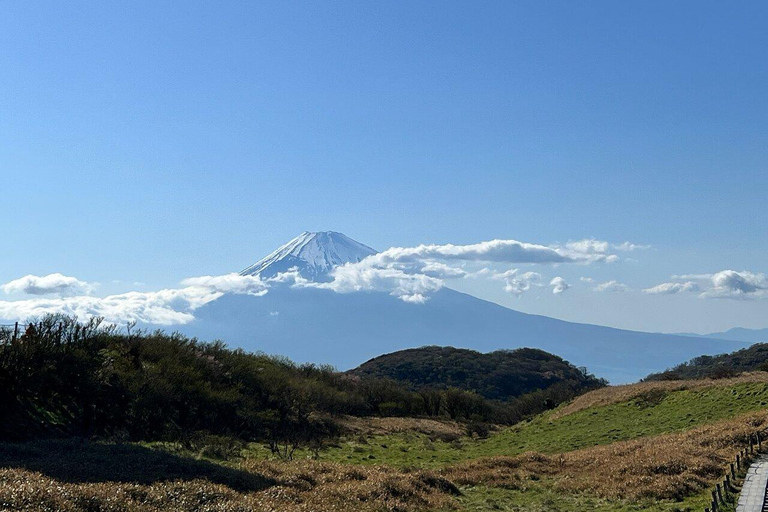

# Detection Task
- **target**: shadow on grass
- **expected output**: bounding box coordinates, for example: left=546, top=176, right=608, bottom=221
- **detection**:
left=0, top=439, right=273, bottom=493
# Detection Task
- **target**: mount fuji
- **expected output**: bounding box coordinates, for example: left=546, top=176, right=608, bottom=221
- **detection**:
left=178, top=231, right=747, bottom=383
left=239, top=231, right=377, bottom=281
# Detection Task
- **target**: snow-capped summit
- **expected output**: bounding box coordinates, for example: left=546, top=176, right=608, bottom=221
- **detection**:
left=240, top=231, right=377, bottom=281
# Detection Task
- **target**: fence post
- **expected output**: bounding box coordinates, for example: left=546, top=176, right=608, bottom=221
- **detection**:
left=12, top=322, right=18, bottom=343
left=730, top=462, right=736, bottom=480
left=725, top=475, right=731, bottom=493
left=759, top=431, right=763, bottom=452
left=716, top=483, right=723, bottom=503
left=737, top=454, right=741, bottom=469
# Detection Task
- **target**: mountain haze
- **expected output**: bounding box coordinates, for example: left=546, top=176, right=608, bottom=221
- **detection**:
left=677, top=327, right=768, bottom=344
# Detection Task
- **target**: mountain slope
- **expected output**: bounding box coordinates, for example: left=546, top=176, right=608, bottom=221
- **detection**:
left=678, top=327, right=768, bottom=344
left=349, top=346, right=605, bottom=401
left=184, top=285, right=746, bottom=384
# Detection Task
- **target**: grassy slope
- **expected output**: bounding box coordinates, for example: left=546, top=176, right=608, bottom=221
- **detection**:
left=247, top=380, right=768, bottom=469
left=242, top=378, right=768, bottom=511
left=4, top=378, right=765, bottom=511
left=457, top=485, right=712, bottom=512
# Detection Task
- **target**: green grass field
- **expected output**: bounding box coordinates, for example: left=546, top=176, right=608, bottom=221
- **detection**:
left=243, top=381, right=768, bottom=470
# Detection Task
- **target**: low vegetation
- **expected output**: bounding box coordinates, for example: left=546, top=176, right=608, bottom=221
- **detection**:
left=648, top=343, right=768, bottom=380
left=0, top=316, right=599, bottom=448
left=0, top=440, right=457, bottom=512
left=2, top=316, right=767, bottom=511
left=351, top=346, right=605, bottom=401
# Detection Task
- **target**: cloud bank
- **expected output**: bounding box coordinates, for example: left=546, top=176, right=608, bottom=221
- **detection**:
left=644, top=270, right=768, bottom=300
left=0, top=236, right=649, bottom=324
left=0, top=273, right=270, bottom=326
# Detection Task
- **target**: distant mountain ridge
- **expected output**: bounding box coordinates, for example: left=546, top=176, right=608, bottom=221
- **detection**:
left=176, top=231, right=750, bottom=384
left=676, top=327, right=768, bottom=344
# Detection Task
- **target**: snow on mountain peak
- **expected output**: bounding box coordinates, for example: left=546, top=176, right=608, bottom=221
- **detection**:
left=240, top=231, right=377, bottom=280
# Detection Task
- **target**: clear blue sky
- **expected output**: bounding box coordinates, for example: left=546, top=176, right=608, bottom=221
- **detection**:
left=1, top=1, right=766, bottom=333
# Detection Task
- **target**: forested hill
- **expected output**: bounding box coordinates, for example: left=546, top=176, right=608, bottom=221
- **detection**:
left=349, top=346, right=606, bottom=401
left=1, top=317, right=603, bottom=444
left=647, top=343, right=768, bottom=380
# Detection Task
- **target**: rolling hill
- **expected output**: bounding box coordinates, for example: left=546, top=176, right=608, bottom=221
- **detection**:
left=349, top=346, right=605, bottom=400
left=647, top=342, right=768, bottom=380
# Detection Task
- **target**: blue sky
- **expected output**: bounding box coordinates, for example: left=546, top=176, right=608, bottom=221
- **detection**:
left=1, top=1, right=767, bottom=333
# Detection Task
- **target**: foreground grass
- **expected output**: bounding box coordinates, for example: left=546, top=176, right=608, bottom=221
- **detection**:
left=457, top=484, right=713, bottom=512
left=3, top=377, right=767, bottom=511
left=0, top=440, right=457, bottom=512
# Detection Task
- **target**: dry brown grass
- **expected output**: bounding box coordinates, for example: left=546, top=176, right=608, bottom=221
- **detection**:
left=443, top=410, right=768, bottom=501
left=5, top=405, right=768, bottom=510
left=0, top=460, right=458, bottom=512
left=551, top=372, right=768, bottom=420
left=337, top=416, right=465, bottom=438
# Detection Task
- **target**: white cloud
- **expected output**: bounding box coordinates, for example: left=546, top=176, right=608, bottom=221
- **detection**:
left=3, top=273, right=96, bottom=296
left=594, top=280, right=629, bottom=293
left=419, top=261, right=468, bottom=278
left=647, top=270, right=768, bottom=300
left=671, top=273, right=713, bottom=281
left=367, top=237, right=623, bottom=266
left=0, top=273, right=272, bottom=325
left=181, top=273, right=269, bottom=297
left=580, top=277, right=595, bottom=283
left=312, top=263, right=444, bottom=303
left=642, top=281, right=699, bottom=295
left=0, top=289, right=201, bottom=326
left=550, top=277, right=570, bottom=294
left=700, top=270, right=768, bottom=300
left=614, top=242, right=652, bottom=252
left=502, top=271, right=542, bottom=296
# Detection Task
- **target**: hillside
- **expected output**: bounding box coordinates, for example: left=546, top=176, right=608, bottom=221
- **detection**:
left=6, top=372, right=768, bottom=511
left=350, top=346, right=605, bottom=401
left=0, top=316, right=602, bottom=444
left=3, top=316, right=768, bottom=512
left=647, top=343, right=768, bottom=380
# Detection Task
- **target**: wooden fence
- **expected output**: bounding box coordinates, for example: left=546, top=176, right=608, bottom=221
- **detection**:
left=705, top=431, right=764, bottom=512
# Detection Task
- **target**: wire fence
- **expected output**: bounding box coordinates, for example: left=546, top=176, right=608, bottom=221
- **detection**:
left=0, top=322, right=21, bottom=343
